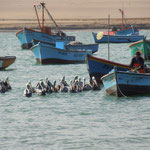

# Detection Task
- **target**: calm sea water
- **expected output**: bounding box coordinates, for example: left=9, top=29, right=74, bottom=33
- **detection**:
left=0, top=30, right=150, bottom=150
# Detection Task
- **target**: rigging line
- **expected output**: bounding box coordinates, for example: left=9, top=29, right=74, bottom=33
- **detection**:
left=117, top=84, right=127, bottom=97
left=41, top=2, right=60, bottom=32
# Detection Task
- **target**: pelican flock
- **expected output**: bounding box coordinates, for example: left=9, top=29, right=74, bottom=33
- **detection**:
left=23, top=76, right=101, bottom=97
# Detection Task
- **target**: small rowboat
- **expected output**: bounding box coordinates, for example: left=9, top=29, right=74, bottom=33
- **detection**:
left=101, top=67, right=150, bottom=97
left=0, top=56, right=16, bottom=70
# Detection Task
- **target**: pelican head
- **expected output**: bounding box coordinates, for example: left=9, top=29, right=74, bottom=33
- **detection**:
left=92, top=76, right=95, bottom=80
left=5, top=77, right=9, bottom=81
left=74, top=76, right=78, bottom=80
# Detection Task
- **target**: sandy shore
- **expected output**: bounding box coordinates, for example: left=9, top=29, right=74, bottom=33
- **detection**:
left=0, top=18, right=150, bottom=31
left=1, top=0, right=150, bottom=31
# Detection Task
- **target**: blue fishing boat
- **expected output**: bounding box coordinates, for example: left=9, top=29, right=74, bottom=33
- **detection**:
left=32, top=39, right=99, bottom=54
left=92, top=32, right=144, bottom=43
left=31, top=41, right=92, bottom=64
left=92, top=9, right=144, bottom=43
left=101, top=67, right=150, bottom=97
left=86, top=54, right=150, bottom=84
left=16, top=2, right=75, bottom=49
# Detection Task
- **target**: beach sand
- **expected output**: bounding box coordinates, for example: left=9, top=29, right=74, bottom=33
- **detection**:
left=0, top=0, right=150, bottom=30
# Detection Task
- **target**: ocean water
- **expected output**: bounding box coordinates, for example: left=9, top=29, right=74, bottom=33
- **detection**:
left=0, top=30, right=150, bottom=150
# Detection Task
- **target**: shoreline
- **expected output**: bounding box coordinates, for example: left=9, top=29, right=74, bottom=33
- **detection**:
left=1, top=18, right=150, bottom=31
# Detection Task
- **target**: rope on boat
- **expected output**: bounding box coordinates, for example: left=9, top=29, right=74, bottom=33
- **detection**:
left=117, top=84, right=127, bottom=97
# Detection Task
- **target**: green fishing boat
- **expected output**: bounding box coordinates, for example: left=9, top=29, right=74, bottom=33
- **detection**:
left=129, top=38, right=150, bottom=60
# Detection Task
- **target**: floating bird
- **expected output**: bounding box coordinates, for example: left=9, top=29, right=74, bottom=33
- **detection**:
left=91, top=76, right=101, bottom=91
left=83, top=78, right=92, bottom=91
left=24, top=83, right=32, bottom=97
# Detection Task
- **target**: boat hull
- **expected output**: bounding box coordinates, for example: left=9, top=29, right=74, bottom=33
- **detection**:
left=32, top=39, right=99, bottom=54
left=65, top=43, right=99, bottom=54
left=129, top=39, right=150, bottom=60
left=16, top=28, right=75, bottom=49
left=92, top=32, right=144, bottom=43
left=102, top=70, right=150, bottom=97
left=0, top=56, right=16, bottom=70
left=31, top=42, right=92, bottom=64
left=86, top=54, right=130, bottom=84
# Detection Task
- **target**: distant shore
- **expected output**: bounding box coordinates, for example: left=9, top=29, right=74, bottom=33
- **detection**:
left=1, top=18, right=150, bottom=31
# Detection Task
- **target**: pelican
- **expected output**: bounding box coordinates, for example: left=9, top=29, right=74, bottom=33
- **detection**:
left=91, top=76, right=101, bottom=91
left=78, top=78, right=83, bottom=92
left=83, top=78, right=92, bottom=91
left=2, top=77, right=12, bottom=92
left=35, top=80, right=46, bottom=96
left=52, top=80, right=58, bottom=93
left=0, top=80, right=5, bottom=93
left=60, top=82, right=68, bottom=93
left=69, top=80, right=77, bottom=93
left=27, top=81, right=35, bottom=93
left=24, top=83, right=32, bottom=97
left=61, top=76, right=69, bottom=86
left=45, top=78, right=53, bottom=93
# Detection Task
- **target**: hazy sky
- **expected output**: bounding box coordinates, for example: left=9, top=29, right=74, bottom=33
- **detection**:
left=0, top=0, right=150, bottom=19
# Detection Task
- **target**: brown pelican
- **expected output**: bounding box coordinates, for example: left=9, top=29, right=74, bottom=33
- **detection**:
left=78, top=78, right=83, bottom=92
left=91, top=76, right=101, bottom=91
left=45, top=78, right=53, bottom=93
left=24, top=83, right=32, bottom=97
left=35, top=80, right=46, bottom=96
left=3, top=77, right=11, bottom=91
left=83, top=78, right=92, bottom=91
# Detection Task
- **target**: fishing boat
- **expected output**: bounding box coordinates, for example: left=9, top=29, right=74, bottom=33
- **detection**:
left=129, top=38, right=150, bottom=60
left=92, top=32, right=144, bottom=43
left=101, top=67, right=150, bottom=97
left=32, top=39, right=99, bottom=54
left=86, top=54, right=130, bottom=84
left=0, top=56, right=16, bottom=70
left=86, top=54, right=150, bottom=84
left=16, top=2, right=75, bottom=49
left=31, top=40, right=92, bottom=64
left=92, top=9, right=144, bottom=43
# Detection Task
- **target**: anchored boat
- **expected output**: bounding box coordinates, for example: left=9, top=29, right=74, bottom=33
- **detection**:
left=16, top=2, right=75, bottom=49
left=31, top=40, right=92, bottom=64
left=101, top=67, right=150, bottom=97
left=0, top=56, right=16, bottom=70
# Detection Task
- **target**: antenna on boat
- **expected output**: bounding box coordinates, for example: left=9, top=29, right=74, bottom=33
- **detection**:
left=108, top=14, right=110, bottom=60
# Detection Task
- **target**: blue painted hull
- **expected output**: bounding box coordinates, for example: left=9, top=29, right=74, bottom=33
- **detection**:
left=86, top=54, right=130, bottom=84
left=32, top=39, right=99, bottom=54
left=102, top=69, right=150, bottom=97
left=92, top=32, right=144, bottom=43
left=16, top=27, right=75, bottom=49
left=65, top=43, right=99, bottom=54
left=31, top=41, right=92, bottom=64
left=115, top=26, right=139, bottom=35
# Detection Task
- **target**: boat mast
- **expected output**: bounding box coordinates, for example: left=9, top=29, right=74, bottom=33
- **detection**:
left=42, top=2, right=44, bottom=29
left=119, top=9, right=124, bottom=29
left=108, top=14, right=110, bottom=60
left=34, top=5, right=42, bottom=31
left=40, top=2, right=60, bottom=32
